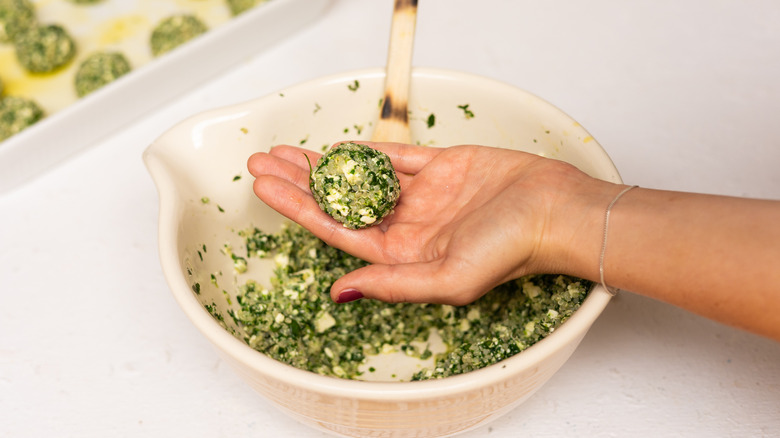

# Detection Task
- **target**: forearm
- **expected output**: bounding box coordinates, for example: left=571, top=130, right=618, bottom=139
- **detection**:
left=564, top=185, right=780, bottom=340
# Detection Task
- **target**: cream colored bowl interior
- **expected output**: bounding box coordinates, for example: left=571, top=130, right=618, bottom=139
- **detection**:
left=144, top=68, right=622, bottom=438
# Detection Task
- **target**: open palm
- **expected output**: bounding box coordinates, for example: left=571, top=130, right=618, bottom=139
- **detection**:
left=247, top=142, right=588, bottom=305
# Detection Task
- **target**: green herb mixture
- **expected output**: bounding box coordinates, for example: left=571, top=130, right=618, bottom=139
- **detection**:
left=223, top=222, right=590, bottom=380
left=309, top=142, right=401, bottom=229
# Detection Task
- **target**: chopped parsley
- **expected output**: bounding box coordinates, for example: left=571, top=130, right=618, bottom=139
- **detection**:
left=221, top=244, right=248, bottom=273
left=457, top=104, right=475, bottom=119
left=426, top=113, right=436, bottom=128
left=347, top=79, right=360, bottom=92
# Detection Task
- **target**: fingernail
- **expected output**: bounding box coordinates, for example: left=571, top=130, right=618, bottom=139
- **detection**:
left=336, top=289, right=364, bottom=303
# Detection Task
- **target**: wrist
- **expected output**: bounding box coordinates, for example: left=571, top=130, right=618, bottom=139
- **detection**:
left=537, top=167, right=627, bottom=283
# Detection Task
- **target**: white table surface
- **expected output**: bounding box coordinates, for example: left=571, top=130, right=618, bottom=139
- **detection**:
left=2, top=1, right=779, bottom=437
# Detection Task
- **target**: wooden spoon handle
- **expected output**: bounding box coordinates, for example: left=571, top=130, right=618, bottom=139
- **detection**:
left=371, top=0, right=418, bottom=143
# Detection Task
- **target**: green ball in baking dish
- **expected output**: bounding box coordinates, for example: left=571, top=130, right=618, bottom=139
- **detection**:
left=0, top=95, right=44, bottom=141
left=150, top=14, right=208, bottom=57
left=14, top=24, right=77, bottom=73
left=0, top=0, right=36, bottom=43
left=227, top=0, right=264, bottom=16
left=74, top=51, right=132, bottom=97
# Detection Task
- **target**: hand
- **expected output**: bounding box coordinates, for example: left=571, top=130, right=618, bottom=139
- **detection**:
left=247, top=142, right=613, bottom=305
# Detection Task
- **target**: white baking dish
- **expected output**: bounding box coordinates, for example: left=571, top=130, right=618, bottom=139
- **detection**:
left=0, top=0, right=332, bottom=193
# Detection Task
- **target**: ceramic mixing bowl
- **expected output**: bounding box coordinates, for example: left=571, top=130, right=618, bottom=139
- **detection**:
left=144, top=68, right=622, bottom=437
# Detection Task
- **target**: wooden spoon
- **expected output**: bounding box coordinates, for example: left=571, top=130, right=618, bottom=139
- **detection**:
left=371, top=0, right=418, bottom=144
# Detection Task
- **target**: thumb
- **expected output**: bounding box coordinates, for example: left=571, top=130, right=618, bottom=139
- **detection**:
left=330, top=260, right=485, bottom=306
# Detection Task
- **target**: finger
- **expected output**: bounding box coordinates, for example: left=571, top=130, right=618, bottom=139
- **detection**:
left=271, top=142, right=423, bottom=187
left=354, top=141, right=444, bottom=175
left=252, top=174, right=389, bottom=264
left=268, top=144, right=323, bottom=169
left=272, top=142, right=443, bottom=176
left=330, top=260, right=489, bottom=306
left=247, top=152, right=311, bottom=192
left=252, top=174, right=324, bottom=226
left=262, top=144, right=420, bottom=189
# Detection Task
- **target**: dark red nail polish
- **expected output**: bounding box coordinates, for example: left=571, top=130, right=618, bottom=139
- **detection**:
left=336, top=289, right=364, bottom=303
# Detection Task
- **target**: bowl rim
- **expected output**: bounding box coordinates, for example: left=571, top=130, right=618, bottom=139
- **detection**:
left=144, top=66, right=620, bottom=401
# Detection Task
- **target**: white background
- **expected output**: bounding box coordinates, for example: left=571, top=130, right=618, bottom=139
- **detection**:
left=2, top=0, right=779, bottom=437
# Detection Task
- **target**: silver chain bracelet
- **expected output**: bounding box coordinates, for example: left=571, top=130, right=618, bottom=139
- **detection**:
left=599, top=185, right=639, bottom=296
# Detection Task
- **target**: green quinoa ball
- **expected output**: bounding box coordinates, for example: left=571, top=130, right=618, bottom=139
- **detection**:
left=74, top=51, right=131, bottom=97
left=14, top=24, right=77, bottom=74
left=0, top=0, right=35, bottom=43
left=0, top=0, right=36, bottom=43
left=150, top=14, right=208, bottom=57
left=309, top=142, right=401, bottom=229
left=227, top=0, right=264, bottom=16
left=0, top=95, right=44, bottom=141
